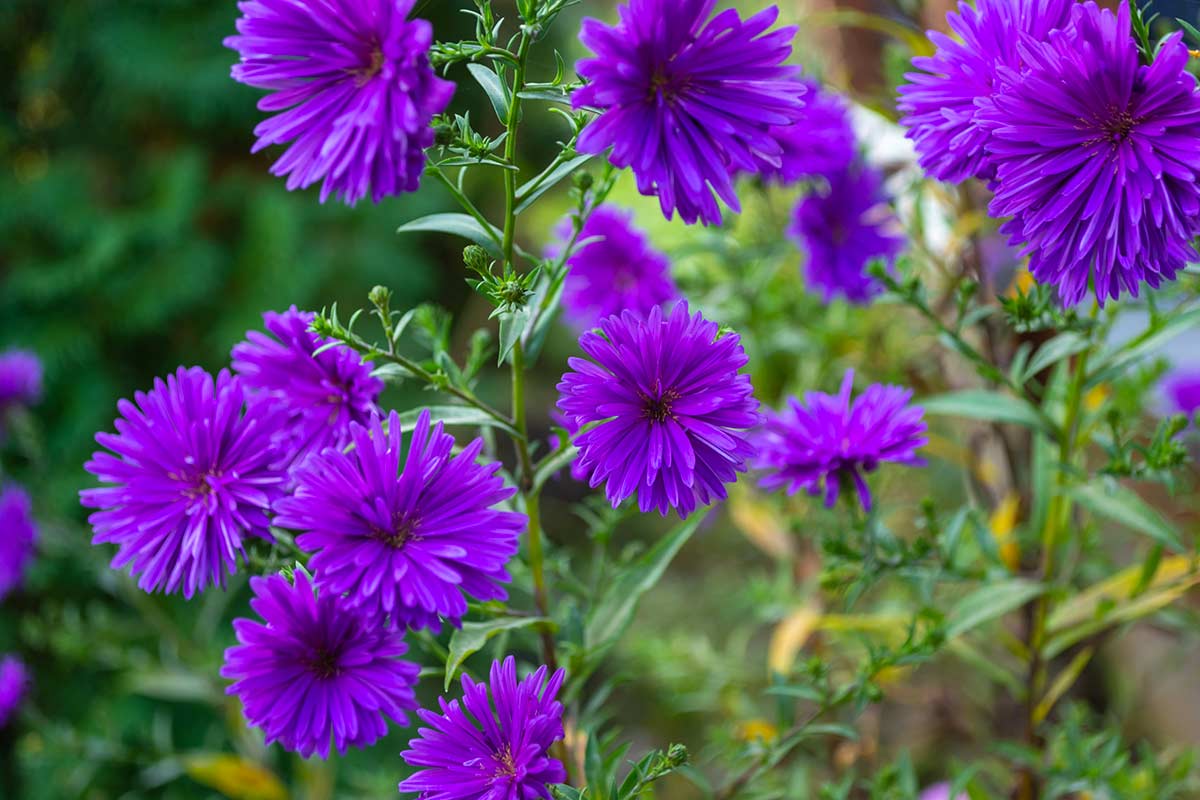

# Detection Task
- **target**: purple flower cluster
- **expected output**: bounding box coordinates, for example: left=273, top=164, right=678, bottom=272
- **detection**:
left=81, top=367, right=289, bottom=598
left=898, top=0, right=1073, bottom=183
left=400, top=656, right=566, bottom=800
left=0, top=655, right=27, bottom=728
left=225, top=0, right=454, bottom=205
left=274, top=410, right=524, bottom=631
left=557, top=303, right=759, bottom=518
left=232, top=307, right=383, bottom=473
left=0, top=486, right=37, bottom=601
left=549, top=207, right=678, bottom=330
left=1163, top=369, right=1200, bottom=418
left=756, top=370, right=927, bottom=511
left=901, top=1, right=1200, bottom=305
left=789, top=164, right=904, bottom=304
left=222, top=571, right=419, bottom=758
left=573, top=0, right=806, bottom=225
left=759, top=78, right=857, bottom=185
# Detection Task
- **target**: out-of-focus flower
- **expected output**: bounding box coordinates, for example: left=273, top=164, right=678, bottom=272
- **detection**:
left=547, top=206, right=678, bottom=330
left=983, top=1, right=1200, bottom=306
left=273, top=410, right=523, bottom=631
left=758, top=78, right=857, bottom=184
left=898, top=0, right=1073, bottom=183
left=399, top=656, right=566, bottom=800
left=0, top=350, right=42, bottom=413
left=81, top=368, right=288, bottom=598
left=222, top=571, right=418, bottom=759
left=0, top=655, right=28, bottom=728
left=557, top=303, right=759, bottom=518
left=919, top=783, right=968, bottom=800
left=0, top=485, right=36, bottom=601
left=548, top=410, right=589, bottom=483
left=225, top=0, right=454, bottom=205
left=755, top=370, right=928, bottom=511
left=232, top=307, right=382, bottom=473
left=573, top=0, right=806, bottom=225
left=789, top=164, right=904, bottom=304
left=1162, top=368, right=1200, bottom=417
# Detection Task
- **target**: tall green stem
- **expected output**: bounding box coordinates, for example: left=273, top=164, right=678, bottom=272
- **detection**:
left=1019, top=305, right=1097, bottom=800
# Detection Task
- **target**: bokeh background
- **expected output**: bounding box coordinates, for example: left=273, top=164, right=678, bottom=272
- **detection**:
left=4, top=1, right=1200, bottom=798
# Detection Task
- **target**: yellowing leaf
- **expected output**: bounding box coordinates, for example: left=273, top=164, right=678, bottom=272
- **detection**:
left=768, top=604, right=821, bottom=676
left=1084, top=384, right=1109, bottom=412
left=184, top=754, right=287, bottom=800
left=729, top=484, right=796, bottom=561
left=735, top=719, right=779, bottom=744
left=1047, top=555, right=1194, bottom=633
left=989, top=492, right=1021, bottom=572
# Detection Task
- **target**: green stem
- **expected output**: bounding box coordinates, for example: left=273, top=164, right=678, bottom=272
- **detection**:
left=426, top=166, right=504, bottom=251
left=1019, top=304, right=1098, bottom=800
left=375, top=350, right=515, bottom=434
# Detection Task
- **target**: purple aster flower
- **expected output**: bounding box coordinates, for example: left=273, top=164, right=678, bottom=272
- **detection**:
left=81, top=368, right=289, bottom=598
left=0, top=349, right=42, bottom=412
left=273, top=410, right=523, bottom=631
left=232, top=307, right=383, bottom=472
left=1162, top=368, right=1200, bottom=417
left=897, top=0, right=1073, bottom=183
left=0, top=656, right=27, bottom=728
left=982, top=2, right=1200, bottom=306
left=556, top=303, right=759, bottom=518
left=757, top=78, right=857, bottom=184
left=788, top=164, right=904, bottom=304
left=0, top=485, right=36, bottom=601
left=755, top=370, right=928, bottom=511
left=573, top=0, right=806, bottom=225
left=222, top=571, right=419, bottom=759
left=547, top=206, right=678, bottom=330
left=225, top=0, right=455, bottom=205
left=399, top=656, right=566, bottom=800
left=920, top=784, right=967, bottom=800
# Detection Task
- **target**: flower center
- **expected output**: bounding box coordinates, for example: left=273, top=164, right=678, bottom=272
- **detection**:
left=354, top=45, right=385, bottom=87
left=648, top=68, right=688, bottom=104
left=492, top=746, right=519, bottom=779
left=372, top=511, right=419, bottom=549
left=642, top=388, right=680, bottom=423
left=307, top=648, right=341, bottom=680
left=1101, top=109, right=1138, bottom=143
left=178, top=470, right=222, bottom=503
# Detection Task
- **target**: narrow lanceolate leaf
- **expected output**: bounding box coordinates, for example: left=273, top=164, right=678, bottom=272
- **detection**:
left=921, top=390, right=1054, bottom=436
left=466, top=63, right=510, bottom=122
left=443, top=616, right=551, bottom=691
left=945, top=578, right=1045, bottom=639
left=585, top=510, right=708, bottom=654
left=515, top=153, right=594, bottom=213
left=1070, top=481, right=1185, bottom=552
left=396, top=406, right=518, bottom=438
left=397, top=213, right=503, bottom=257
left=1021, top=332, right=1089, bottom=384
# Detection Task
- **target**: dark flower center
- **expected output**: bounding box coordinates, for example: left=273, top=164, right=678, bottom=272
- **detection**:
left=1101, top=109, right=1138, bottom=142
left=372, top=511, right=419, bottom=549
left=179, top=470, right=221, bottom=503
left=307, top=647, right=341, bottom=680
left=648, top=68, right=689, bottom=104
left=642, top=388, right=680, bottom=423
left=354, top=46, right=386, bottom=87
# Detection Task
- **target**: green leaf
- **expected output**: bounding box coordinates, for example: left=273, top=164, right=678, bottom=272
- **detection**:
left=945, top=579, right=1045, bottom=638
left=467, top=63, right=510, bottom=122
left=397, top=405, right=518, bottom=438
left=1087, top=306, right=1200, bottom=388
left=397, top=213, right=502, bottom=257
left=533, top=442, right=579, bottom=493
left=1022, top=332, right=1089, bottom=384
left=1070, top=481, right=1185, bottom=552
left=444, top=616, right=550, bottom=690
left=585, top=510, right=708, bottom=654
left=922, top=390, right=1054, bottom=435
left=515, top=153, right=594, bottom=213
left=498, top=306, right=532, bottom=365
